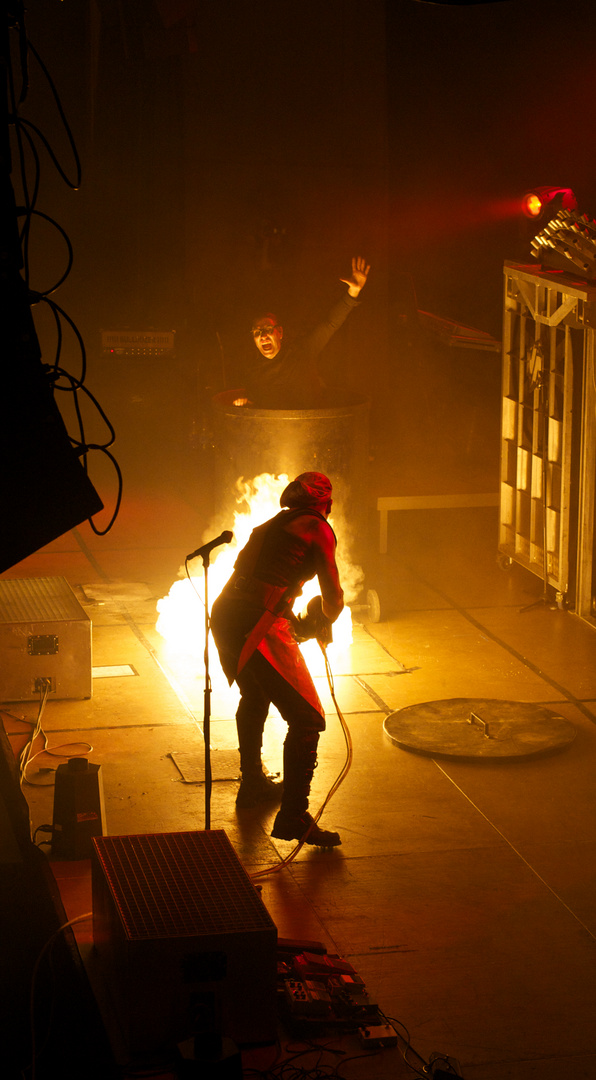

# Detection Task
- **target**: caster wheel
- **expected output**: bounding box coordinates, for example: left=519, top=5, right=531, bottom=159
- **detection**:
left=366, top=589, right=381, bottom=623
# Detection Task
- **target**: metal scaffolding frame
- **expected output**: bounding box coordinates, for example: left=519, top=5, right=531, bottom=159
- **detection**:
left=499, top=261, right=596, bottom=624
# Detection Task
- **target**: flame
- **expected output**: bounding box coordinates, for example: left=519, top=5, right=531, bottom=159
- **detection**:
left=155, top=473, right=286, bottom=661
left=156, top=473, right=356, bottom=680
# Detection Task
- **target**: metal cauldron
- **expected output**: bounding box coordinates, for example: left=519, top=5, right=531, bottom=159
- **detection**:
left=210, top=390, right=371, bottom=557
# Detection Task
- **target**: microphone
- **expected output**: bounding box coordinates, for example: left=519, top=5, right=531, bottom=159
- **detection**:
left=186, top=530, right=233, bottom=561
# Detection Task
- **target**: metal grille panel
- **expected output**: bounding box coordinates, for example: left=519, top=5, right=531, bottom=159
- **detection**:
left=93, top=830, right=275, bottom=940
left=0, top=576, right=85, bottom=624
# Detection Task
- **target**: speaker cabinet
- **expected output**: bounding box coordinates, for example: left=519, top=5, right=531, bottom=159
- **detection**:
left=1, top=356, right=103, bottom=573
left=91, top=830, right=278, bottom=1056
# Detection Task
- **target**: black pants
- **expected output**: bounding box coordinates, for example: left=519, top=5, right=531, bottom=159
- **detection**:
left=235, top=650, right=325, bottom=815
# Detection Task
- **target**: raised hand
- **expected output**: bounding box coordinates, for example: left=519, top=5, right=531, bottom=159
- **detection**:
left=340, top=255, right=370, bottom=297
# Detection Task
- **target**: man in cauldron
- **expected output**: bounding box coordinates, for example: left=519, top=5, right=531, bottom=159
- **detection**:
left=233, top=256, right=370, bottom=409
left=210, top=472, right=344, bottom=847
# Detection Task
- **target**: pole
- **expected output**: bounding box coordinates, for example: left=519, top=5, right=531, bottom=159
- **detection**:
left=202, top=555, right=212, bottom=829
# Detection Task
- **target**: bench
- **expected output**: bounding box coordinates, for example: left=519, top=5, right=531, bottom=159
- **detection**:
left=377, top=493, right=500, bottom=554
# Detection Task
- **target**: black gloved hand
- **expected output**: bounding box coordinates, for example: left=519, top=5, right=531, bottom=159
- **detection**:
left=293, top=595, right=333, bottom=645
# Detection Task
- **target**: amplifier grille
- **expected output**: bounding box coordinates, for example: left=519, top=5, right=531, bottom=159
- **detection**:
left=93, top=830, right=274, bottom=940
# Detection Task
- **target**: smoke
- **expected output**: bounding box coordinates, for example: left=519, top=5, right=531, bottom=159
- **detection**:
left=329, top=502, right=365, bottom=606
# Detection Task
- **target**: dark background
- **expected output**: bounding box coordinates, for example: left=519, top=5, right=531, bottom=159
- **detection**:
left=8, top=0, right=596, bottom=518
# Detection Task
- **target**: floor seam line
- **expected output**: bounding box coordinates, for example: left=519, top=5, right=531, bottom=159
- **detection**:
left=433, top=758, right=596, bottom=942
left=72, top=528, right=112, bottom=581
left=352, top=676, right=392, bottom=714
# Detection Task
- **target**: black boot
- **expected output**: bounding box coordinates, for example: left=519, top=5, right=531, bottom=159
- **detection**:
left=236, top=767, right=283, bottom=808
left=271, top=730, right=341, bottom=847
left=271, top=809, right=341, bottom=847
left=235, top=696, right=283, bottom=808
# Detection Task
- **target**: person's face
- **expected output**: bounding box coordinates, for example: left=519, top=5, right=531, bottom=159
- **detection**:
left=252, top=317, right=283, bottom=359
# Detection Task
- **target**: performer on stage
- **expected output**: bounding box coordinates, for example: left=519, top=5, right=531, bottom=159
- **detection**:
left=210, top=472, right=344, bottom=846
left=234, top=256, right=370, bottom=408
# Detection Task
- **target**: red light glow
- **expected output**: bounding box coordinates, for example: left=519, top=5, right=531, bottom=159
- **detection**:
left=523, top=193, right=543, bottom=218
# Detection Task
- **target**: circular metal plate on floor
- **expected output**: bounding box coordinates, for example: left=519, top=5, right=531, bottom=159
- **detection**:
left=384, top=698, right=576, bottom=759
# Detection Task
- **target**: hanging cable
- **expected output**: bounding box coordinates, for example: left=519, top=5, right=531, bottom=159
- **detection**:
left=7, top=10, right=122, bottom=535
left=17, top=681, right=50, bottom=786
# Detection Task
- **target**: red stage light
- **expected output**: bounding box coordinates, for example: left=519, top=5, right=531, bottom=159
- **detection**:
left=522, top=193, right=543, bottom=218
left=522, top=186, right=577, bottom=220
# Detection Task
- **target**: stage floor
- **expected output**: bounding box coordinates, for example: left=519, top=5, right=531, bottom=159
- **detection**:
left=3, top=471, right=596, bottom=1080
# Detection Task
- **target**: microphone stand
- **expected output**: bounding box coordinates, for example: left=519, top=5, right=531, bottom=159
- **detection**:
left=185, top=530, right=233, bottom=830
left=200, top=548, right=214, bottom=830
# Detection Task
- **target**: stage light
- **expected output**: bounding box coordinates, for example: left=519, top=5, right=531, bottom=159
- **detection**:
left=521, top=186, right=577, bottom=221
left=523, top=194, right=544, bottom=219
